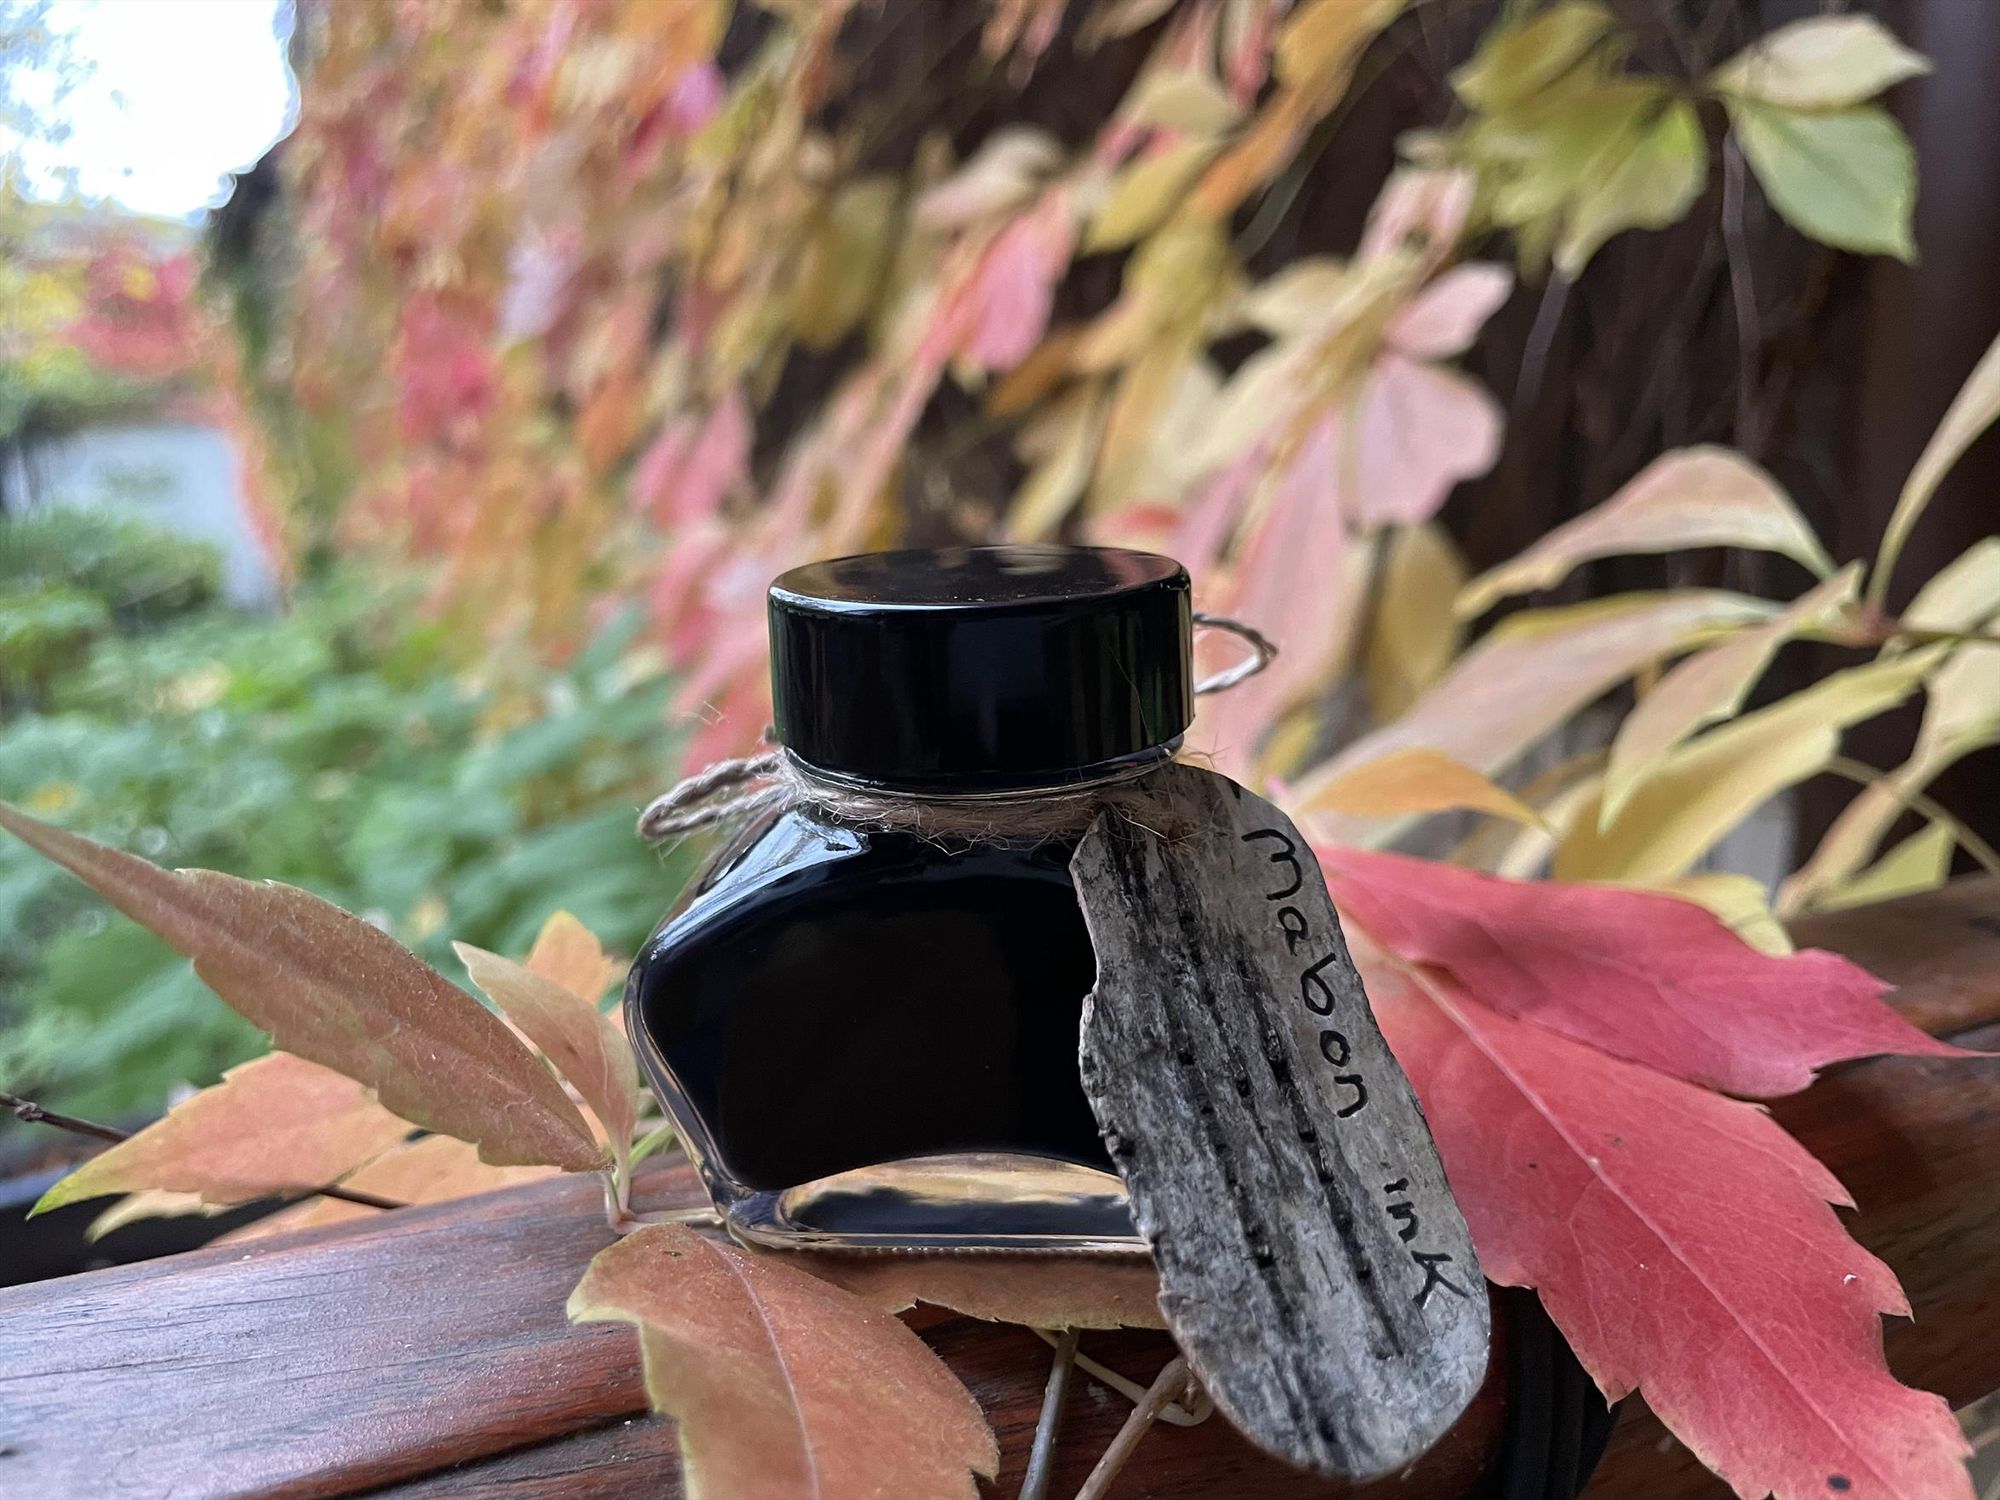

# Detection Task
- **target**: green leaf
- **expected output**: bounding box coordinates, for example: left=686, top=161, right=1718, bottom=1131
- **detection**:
left=1084, top=139, right=1218, bottom=252
left=1452, top=1, right=1619, bottom=113
left=1556, top=96, right=1708, bottom=275
left=1729, top=101, right=1917, bottom=261
left=1710, top=15, right=1929, bottom=112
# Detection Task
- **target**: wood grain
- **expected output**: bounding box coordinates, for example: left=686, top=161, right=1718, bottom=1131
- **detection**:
left=1074, top=764, right=1488, bottom=1480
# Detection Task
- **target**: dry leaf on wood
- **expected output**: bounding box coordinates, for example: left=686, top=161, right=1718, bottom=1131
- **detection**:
left=570, top=1225, right=998, bottom=1500
left=456, top=941, right=643, bottom=1152
left=221, top=1134, right=558, bottom=1241
left=0, top=802, right=604, bottom=1172
left=36, top=1051, right=411, bottom=1214
left=790, top=1251, right=1167, bottom=1330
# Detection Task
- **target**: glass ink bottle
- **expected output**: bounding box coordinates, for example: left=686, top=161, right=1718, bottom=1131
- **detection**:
left=626, top=544, right=1192, bottom=1251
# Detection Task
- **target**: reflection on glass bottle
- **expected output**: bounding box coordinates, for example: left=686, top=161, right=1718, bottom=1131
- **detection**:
left=626, top=544, right=1191, bottom=1250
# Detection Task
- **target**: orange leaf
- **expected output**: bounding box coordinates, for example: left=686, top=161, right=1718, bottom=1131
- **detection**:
left=0, top=802, right=604, bottom=1172
left=525, top=910, right=625, bottom=1005
left=221, top=1134, right=558, bottom=1242
left=456, top=942, right=643, bottom=1154
left=791, top=1251, right=1166, bottom=1330
left=34, top=1052, right=412, bottom=1215
left=569, top=1225, right=998, bottom=1500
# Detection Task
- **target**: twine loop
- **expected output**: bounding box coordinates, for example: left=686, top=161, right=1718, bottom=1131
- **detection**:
left=638, top=612, right=1274, bottom=843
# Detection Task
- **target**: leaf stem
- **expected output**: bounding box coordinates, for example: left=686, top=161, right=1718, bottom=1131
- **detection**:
left=1822, top=756, right=2000, bottom=880
left=1073, top=1356, right=1192, bottom=1500
left=1, top=1090, right=405, bottom=1211
left=1018, top=1328, right=1078, bottom=1500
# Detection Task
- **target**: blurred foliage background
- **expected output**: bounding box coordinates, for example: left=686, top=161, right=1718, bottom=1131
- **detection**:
left=4, top=0, right=1999, bottom=1130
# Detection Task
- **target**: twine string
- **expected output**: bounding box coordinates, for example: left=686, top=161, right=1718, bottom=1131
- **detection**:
left=638, top=612, right=1275, bottom=842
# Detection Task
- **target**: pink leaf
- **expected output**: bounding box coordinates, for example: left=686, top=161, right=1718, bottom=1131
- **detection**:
left=954, top=190, right=1076, bottom=371
left=1192, top=418, right=1364, bottom=774
left=1359, top=167, right=1477, bottom=261
left=634, top=391, right=750, bottom=527
left=1321, top=846, right=1970, bottom=1097
left=1343, top=354, right=1503, bottom=529
left=1365, top=956, right=1972, bottom=1500
left=1385, top=264, right=1514, bottom=360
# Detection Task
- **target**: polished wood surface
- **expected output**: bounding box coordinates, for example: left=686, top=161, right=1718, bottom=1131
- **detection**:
left=1, top=879, right=1994, bottom=1499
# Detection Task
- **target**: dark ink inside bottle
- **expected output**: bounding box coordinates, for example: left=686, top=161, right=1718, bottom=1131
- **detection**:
left=627, top=544, right=1192, bottom=1250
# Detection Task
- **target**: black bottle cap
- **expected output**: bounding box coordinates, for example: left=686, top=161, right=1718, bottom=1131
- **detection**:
left=768, top=545, right=1193, bottom=790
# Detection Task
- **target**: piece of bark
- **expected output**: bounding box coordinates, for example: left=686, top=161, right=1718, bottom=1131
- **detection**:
left=1073, top=762, right=1489, bottom=1481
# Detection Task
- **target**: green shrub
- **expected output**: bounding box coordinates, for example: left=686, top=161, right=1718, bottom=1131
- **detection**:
left=0, top=572, right=690, bottom=1125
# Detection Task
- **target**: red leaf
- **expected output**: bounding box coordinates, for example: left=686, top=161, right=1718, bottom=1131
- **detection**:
left=569, top=1225, right=998, bottom=1500
left=1320, top=846, right=1967, bottom=1096
left=1365, top=956, right=1972, bottom=1500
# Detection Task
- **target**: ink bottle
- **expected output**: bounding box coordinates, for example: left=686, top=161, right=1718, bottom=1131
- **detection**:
left=627, top=544, right=1191, bottom=1251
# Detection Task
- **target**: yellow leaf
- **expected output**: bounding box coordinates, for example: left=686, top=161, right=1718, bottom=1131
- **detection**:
left=1236, top=257, right=1350, bottom=337
left=1458, top=446, right=1833, bottom=618
left=1006, top=384, right=1105, bottom=539
left=1277, top=0, right=1406, bottom=102
left=1084, top=138, right=1219, bottom=252
left=1556, top=651, right=1937, bottom=884
left=1710, top=15, right=1929, bottom=112
left=1873, top=328, right=2000, bottom=607
left=86, top=1190, right=221, bottom=1242
left=1904, top=537, right=2000, bottom=632
left=1601, top=564, right=1862, bottom=823
left=1782, top=641, right=2000, bottom=914
left=1365, top=521, right=1467, bottom=721
left=1302, top=747, right=1545, bottom=827
left=1297, top=590, right=1775, bottom=847
left=1119, top=68, right=1242, bottom=137
left=1818, top=823, right=1956, bottom=915
left=792, top=177, right=899, bottom=350
left=1656, top=873, right=1793, bottom=956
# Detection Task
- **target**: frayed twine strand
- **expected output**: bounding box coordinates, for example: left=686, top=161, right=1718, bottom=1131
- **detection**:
left=637, top=612, right=1275, bottom=843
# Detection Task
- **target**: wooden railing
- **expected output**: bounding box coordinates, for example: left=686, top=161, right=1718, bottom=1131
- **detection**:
left=2, top=879, right=1995, bottom=1498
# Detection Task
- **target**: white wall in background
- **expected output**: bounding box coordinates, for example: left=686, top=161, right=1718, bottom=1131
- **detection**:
left=9, top=420, right=277, bottom=607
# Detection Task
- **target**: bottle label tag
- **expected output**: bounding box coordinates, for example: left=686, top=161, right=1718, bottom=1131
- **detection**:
left=1072, top=762, right=1489, bottom=1480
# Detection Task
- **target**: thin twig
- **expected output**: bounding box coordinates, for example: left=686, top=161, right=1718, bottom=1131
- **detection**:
left=1073, top=1357, right=1193, bottom=1500
left=1018, top=1328, right=1078, bottom=1500
left=1510, top=273, right=1572, bottom=428
left=1720, top=137, right=1764, bottom=456
left=2, top=1090, right=405, bottom=1212
left=2, top=1091, right=126, bottom=1144
left=1029, top=1328, right=1212, bottom=1425
left=1822, top=757, right=2000, bottom=880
